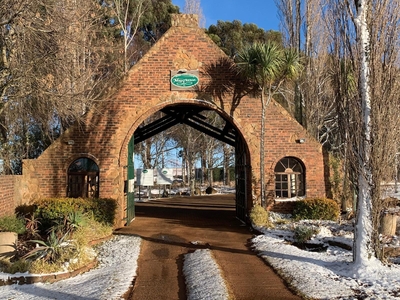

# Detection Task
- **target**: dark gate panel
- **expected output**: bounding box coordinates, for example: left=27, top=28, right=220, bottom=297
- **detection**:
left=126, top=135, right=135, bottom=224
left=67, top=173, right=99, bottom=198
left=235, top=137, right=248, bottom=222
left=68, top=174, right=85, bottom=198
left=67, top=158, right=99, bottom=198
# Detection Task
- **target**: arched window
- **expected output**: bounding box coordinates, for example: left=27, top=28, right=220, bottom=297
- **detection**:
left=67, top=157, right=99, bottom=198
left=274, top=157, right=305, bottom=199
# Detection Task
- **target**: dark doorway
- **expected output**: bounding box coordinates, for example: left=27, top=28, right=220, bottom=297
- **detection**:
left=67, top=157, right=100, bottom=198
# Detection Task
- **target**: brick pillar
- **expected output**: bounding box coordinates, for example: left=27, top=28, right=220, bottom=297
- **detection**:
left=171, top=14, right=199, bottom=28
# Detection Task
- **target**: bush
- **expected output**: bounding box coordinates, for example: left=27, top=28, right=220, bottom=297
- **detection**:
left=86, top=198, right=117, bottom=226
left=5, top=198, right=115, bottom=275
left=33, top=197, right=117, bottom=231
left=250, top=205, right=269, bottom=227
left=15, top=204, right=37, bottom=218
left=0, top=215, right=26, bottom=234
left=34, top=198, right=88, bottom=219
left=24, top=230, right=75, bottom=263
left=0, top=259, right=30, bottom=274
left=293, top=198, right=340, bottom=221
left=294, top=225, right=319, bottom=243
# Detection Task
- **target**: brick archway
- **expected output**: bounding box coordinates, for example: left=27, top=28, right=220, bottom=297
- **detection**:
left=17, top=14, right=327, bottom=227
left=120, top=99, right=253, bottom=223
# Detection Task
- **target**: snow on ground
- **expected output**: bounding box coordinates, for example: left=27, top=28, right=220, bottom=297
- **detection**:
left=1, top=188, right=400, bottom=299
left=253, top=214, right=400, bottom=300
left=134, top=185, right=236, bottom=200
left=0, top=235, right=141, bottom=300
left=183, top=249, right=229, bottom=300
left=2, top=217, right=400, bottom=299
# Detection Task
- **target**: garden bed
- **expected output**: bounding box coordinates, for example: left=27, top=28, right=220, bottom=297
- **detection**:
left=0, top=234, right=113, bottom=286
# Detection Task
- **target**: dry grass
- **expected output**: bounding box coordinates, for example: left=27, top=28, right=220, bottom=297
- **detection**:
left=250, top=205, right=269, bottom=227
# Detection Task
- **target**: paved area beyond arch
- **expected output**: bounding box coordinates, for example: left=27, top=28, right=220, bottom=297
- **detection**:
left=116, top=194, right=302, bottom=300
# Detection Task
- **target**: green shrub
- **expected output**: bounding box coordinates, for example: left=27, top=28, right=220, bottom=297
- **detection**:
left=49, top=210, right=88, bottom=238
left=294, top=225, right=319, bottom=243
left=0, top=215, right=26, bottom=234
left=3, top=198, right=115, bottom=274
left=15, top=204, right=37, bottom=218
left=0, top=259, right=31, bottom=274
left=33, top=197, right=117, bottom=231
left=86, top=198, right=117, bottom=226
left=293, top=198, right=340, bottom=221
left=34, top=198, right=88, bottom=220
left=250, top=205, right=269, bottom=227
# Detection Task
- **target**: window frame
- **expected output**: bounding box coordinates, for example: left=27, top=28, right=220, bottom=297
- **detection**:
left=274, top=157, right=305, bottom=199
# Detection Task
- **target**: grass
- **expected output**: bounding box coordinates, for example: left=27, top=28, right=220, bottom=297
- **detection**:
left=250, top=205, right=270, bottom=227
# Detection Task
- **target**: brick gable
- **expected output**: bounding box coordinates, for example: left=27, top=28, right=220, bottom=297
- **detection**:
left=8, top=14, right=327, bottom=226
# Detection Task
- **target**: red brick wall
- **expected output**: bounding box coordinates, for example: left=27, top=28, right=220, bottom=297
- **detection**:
left=269, top=201, right=297, bottom=215
left=12, top=14, right=327, bottom=226
left=0, top=176, right=20, bottom=217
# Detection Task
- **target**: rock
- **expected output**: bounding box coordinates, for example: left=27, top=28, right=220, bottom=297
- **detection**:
left=193, top=188, right=201, bottom=195
left=380, top=212, right=398, bottom=236
left=0, top=232, right=17, bottom=260
left=205, top=186, right=217, bottom=195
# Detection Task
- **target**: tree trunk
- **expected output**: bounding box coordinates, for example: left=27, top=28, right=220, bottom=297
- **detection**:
left=223, top=144, right=230, bottom=186
left=260, top=89, right=266, bottom=206
left=353, top=0, right=376, bottom=270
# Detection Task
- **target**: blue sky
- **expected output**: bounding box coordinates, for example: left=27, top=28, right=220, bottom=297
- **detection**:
left=171, top=0, right=280, bottom=31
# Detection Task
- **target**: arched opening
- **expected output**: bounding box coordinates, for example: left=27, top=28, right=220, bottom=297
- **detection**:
left=274, top=156, right=305, bottom=199
left=126, top=103, right=251, bottom=223
left=67, top=157, right=100, bottom=198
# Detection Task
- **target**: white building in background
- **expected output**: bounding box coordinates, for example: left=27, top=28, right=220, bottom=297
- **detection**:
left=135, top=168, right=182, bottom=186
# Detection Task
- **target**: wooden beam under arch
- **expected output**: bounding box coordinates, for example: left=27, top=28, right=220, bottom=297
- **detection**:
left=134, top=105, right=236, bottom=146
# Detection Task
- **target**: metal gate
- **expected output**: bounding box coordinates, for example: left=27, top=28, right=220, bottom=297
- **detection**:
left=126, top=135, right=135, bottom=224
left=235, top=136, right=248, bottom=222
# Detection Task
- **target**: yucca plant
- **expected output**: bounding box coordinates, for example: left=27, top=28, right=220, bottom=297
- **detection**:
left=66, top=211, right=87, bottom=232
left=23, top=230, right=75, bottom=263
left=24, top=214, right=41, bottom=238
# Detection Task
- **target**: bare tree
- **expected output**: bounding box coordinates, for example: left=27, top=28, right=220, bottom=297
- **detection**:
left=328, top=0, right=400, bottom=265
left=275, top=0, right=400, bottom=265
left=276, top=0, right=336, bottom=144
left=110, top=0, right=150, bottom=73
left=0, top=0, right=120, bottom=173
left=350, top=0, right=375, bottom=269
left=183, top=0, right=206, bottom=28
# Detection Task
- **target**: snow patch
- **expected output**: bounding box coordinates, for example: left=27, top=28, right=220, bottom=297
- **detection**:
left=183, top=249, right=229, bottom=300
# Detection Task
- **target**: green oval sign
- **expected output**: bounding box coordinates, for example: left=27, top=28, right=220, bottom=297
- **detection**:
left=171, top=73, right=199, bottom=88
left=143, top=169, right=148, bottom=173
